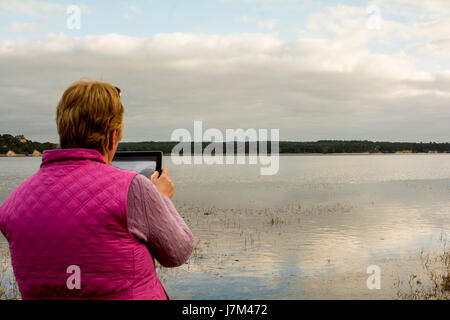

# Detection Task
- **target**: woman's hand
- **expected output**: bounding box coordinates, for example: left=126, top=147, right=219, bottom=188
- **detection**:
left=151, top=169, right=174, bottom=199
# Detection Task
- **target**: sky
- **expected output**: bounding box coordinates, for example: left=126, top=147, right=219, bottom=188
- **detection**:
left=1, top=0, right=450, bottom=143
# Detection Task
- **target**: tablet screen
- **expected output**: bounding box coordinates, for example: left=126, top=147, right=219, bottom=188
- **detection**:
left=112, top=160, right=157, bottom=177
left=111, top=152, right=162, bottom=177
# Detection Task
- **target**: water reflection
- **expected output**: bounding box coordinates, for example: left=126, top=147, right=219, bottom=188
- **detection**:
left=0, top=155, right=449, bottom=299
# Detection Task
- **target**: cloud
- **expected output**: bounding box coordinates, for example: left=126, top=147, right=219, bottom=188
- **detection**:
left=0, top=0, right=449, bottom=143
left=4, top=21, right=43, bottom=33
left=0, top=0, right=63, bottom=17
left=0, top=0, right=92, bottom=18
left=303, top=3, right=450, bottom=41
left=122, top=2, right=142, bottom=20
left=258, top=19, right=277, bottom=31
left=372, top=0, right=450, bottom=19
left=237, top=15, right=248, bottom=23
left=1, top=32, right=449, bottom=143
left=0, top=0, right=92, bottom=36
left=300, top=2, right=450, bottom=74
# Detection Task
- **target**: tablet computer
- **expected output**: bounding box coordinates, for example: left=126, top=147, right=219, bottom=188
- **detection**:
left=112, top=151, right=163, bottom=178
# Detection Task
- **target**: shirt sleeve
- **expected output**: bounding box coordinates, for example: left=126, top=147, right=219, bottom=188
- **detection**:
left=126, top=174, right=195, bottom=268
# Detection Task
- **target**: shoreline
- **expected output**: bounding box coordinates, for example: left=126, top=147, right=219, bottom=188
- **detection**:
left=1, top=152, right=450, bottom=158
left=0, top=154, right=40, bottom=158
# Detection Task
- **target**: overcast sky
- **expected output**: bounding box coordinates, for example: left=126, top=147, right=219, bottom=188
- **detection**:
left=1, top=0, right=450, bottom=143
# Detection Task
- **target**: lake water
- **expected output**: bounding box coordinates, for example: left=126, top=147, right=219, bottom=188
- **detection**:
left=1, top=154, right=450, bottom=299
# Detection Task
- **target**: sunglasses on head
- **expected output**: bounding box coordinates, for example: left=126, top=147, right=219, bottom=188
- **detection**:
left=107, top=86, right=122, bottom=128
left=115, top=86, right=122, bottom=98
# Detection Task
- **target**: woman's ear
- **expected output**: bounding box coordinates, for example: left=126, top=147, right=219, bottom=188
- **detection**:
left=109, top=129, right=117, bottom=151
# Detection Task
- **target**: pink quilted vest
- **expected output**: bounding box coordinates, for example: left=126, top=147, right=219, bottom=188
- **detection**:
left=0, top=148, right=168, bottom=300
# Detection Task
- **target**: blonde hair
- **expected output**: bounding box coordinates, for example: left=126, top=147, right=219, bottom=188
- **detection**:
left=56, top=80, right=124, bottom=154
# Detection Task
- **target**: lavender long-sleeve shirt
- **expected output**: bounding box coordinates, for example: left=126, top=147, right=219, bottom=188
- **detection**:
left=126, top=174, right=194, bottom=268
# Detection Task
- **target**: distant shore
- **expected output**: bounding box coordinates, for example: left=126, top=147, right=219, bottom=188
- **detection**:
left=0, top=154, right=38, bottom=157
left=2, top=134, right=450, bottom=156
left=1, top=151, right=450, bottom=158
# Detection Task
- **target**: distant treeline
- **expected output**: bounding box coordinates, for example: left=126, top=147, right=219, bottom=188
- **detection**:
left=2, top=134, right=450, bottom=155
left=117, top=140, right=450, bottom=154
left=0, top=134, right=57, bottom=155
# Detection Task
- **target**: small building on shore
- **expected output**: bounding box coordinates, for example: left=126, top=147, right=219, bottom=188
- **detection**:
left=32, top=150, right=42, bottom=157
left=6, top=150, right=16, bottom=157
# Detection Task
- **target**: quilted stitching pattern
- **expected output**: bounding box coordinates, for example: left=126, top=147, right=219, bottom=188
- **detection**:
left=0, top=149, right=167, bottom=300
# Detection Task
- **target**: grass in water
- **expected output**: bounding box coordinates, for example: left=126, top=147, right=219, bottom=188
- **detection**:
left=395, top=234, right=449, bottom=300
left=0, top=249, right=20, bottom=300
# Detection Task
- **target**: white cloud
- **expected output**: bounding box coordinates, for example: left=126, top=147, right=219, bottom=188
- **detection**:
left=1, top=32, right=449, bottom=143
left=372, top=0, right=450, bottom=19
left=4, top=21, right=43, bottom=33
left=1, top=1, right=450, bottom=142
left=300, top=2, right=450, bottom=71
left=122, top=2, right=141, bottom=20
left=238, top=15, right=248, bottom=23
left=258, top=19, right=277, bottom=31
left=0, top=0, right=92, bottom=36
left=0, top=0, right=92, bottom=18
left=0, top=0, right=63, bottom=17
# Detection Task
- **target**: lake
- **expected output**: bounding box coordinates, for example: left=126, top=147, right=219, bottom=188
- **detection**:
left=1, top=154, right=450, bottom=299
